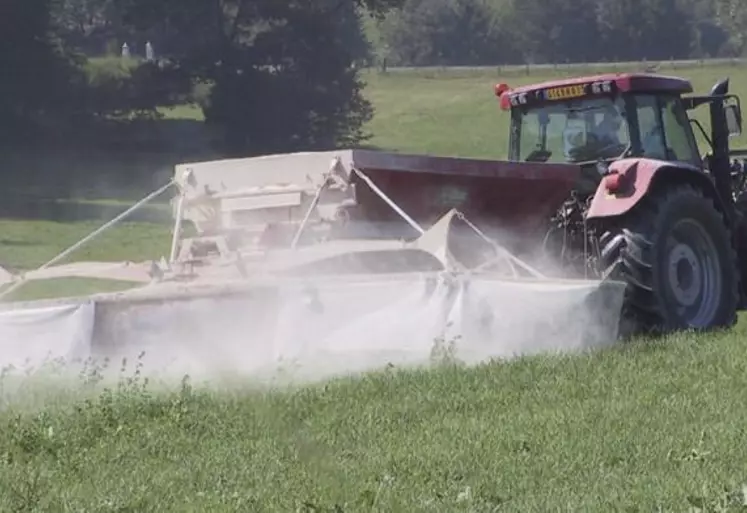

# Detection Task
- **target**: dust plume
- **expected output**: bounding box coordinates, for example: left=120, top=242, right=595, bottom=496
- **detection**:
left=0, top=217, right=626, bottom=395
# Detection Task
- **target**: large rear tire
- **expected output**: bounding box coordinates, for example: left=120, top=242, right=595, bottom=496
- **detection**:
left=599, top=183, right=739, bottom=336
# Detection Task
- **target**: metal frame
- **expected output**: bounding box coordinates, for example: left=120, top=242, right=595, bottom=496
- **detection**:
left=0, top=150, right=556, bottom=304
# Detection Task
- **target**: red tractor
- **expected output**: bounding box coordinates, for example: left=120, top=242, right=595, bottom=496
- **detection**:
left=495, top=73, right=747, bottom=336
left=5, top=73, right=742, bottom=353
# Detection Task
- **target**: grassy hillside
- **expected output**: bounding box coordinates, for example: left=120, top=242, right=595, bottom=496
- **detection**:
left=2, top=63, right=747, bottom=511
left=3, top=325, right=747, bottom=512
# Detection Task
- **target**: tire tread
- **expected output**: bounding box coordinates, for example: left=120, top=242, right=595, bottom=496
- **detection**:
left=599, top=183, right=739, bottom=335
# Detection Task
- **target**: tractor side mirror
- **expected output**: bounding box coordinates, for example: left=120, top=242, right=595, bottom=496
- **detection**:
left=725, top=103, right=742, bottom=137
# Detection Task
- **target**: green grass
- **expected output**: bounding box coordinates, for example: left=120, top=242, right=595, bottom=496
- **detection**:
left=0, top=278, right=139, bottom=302
left=0, top=219, right=170, bottom=270
left=0, top=219, right=170, bottom=301
left=3, top=326, right=747, bottom=511
left=3, top=62, right=747, bottom=511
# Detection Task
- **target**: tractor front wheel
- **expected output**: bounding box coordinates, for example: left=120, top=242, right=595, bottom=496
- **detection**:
left=600, top=183, right=738, bottom=336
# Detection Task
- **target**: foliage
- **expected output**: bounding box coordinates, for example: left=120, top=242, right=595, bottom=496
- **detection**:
left=714, top=0, right=747, bottom=55
left=113, top=0, right=385, bottom=155
left=3, top=0, right=403, bottom=155
left=377, top=0, right=511, bottom=66
left=201, top=0, right=376, bottom=154
left=83, top=57, right=192, bottom=120
left=52, top=0, right=122, bottom=55
left=0, top=0, right=88, bottom=142
left=371, top=0, right=747, bottom=67
left=5, top=0, right=747, bottom=160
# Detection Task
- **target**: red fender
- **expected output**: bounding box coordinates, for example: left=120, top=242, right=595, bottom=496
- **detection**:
left=585, top=157, right=716, bottom=220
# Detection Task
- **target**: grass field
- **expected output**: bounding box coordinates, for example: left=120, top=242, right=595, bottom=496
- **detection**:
left=3, top=63, right=747, bottom=511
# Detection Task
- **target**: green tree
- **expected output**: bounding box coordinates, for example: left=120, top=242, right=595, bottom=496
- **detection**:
left=378, top=0, right=514, bottom=66
left=507, top=0, right=600, bottom=63
left=594, top=0, right=695, bottom=61
left=115, top=0, right=402, bottom=155
left=715, top=0, right=747, bottom=55
left=52, top=0, right=122, bottom=54
left=0, top=0, right=86, bottom=143
left=373, top=0, right=718, bottom=65
left=688, top=0, right=730, bottom=57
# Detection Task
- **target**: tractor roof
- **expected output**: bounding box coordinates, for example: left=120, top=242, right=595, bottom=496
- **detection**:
left=509, top=72, right=693, bottom=96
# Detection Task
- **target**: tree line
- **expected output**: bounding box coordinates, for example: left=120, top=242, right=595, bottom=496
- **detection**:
left=2, top=0, right=746, bottom=159
left=372, top=0, right=747, bottom=67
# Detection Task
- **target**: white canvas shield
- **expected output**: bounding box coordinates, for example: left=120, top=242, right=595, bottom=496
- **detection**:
left=0, top=273, right=625, bottom=382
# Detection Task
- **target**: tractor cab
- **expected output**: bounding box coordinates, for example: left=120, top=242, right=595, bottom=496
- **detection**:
left=496, top=72, right=746, bottom=205
left=497, top=74, right=705, bottom=166
left=497, top=73, right=742, bottom=168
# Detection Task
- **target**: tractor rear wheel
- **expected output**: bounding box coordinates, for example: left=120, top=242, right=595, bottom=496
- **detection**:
left=599, top=183, right=738, bottom=336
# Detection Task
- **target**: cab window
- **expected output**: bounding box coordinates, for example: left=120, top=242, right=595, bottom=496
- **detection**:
left=661, top=96, right=700, bottom=165
left=511, top=96, right=630, bottom=163
left=634, top=95, right=667, bottom=160
left=634, top=94, right=699, bottom=164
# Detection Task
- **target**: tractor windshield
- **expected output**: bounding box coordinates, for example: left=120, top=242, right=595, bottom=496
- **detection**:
left=510, top=96, right=631, bottom=164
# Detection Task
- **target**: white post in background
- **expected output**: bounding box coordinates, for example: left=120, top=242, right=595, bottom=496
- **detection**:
left=145, top=41, right=154, bottom=62
left=121, top=42, right=130, bottom=58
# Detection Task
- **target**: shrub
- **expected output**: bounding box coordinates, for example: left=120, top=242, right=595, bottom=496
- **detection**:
left=83, top=56, right=193, bottom=120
